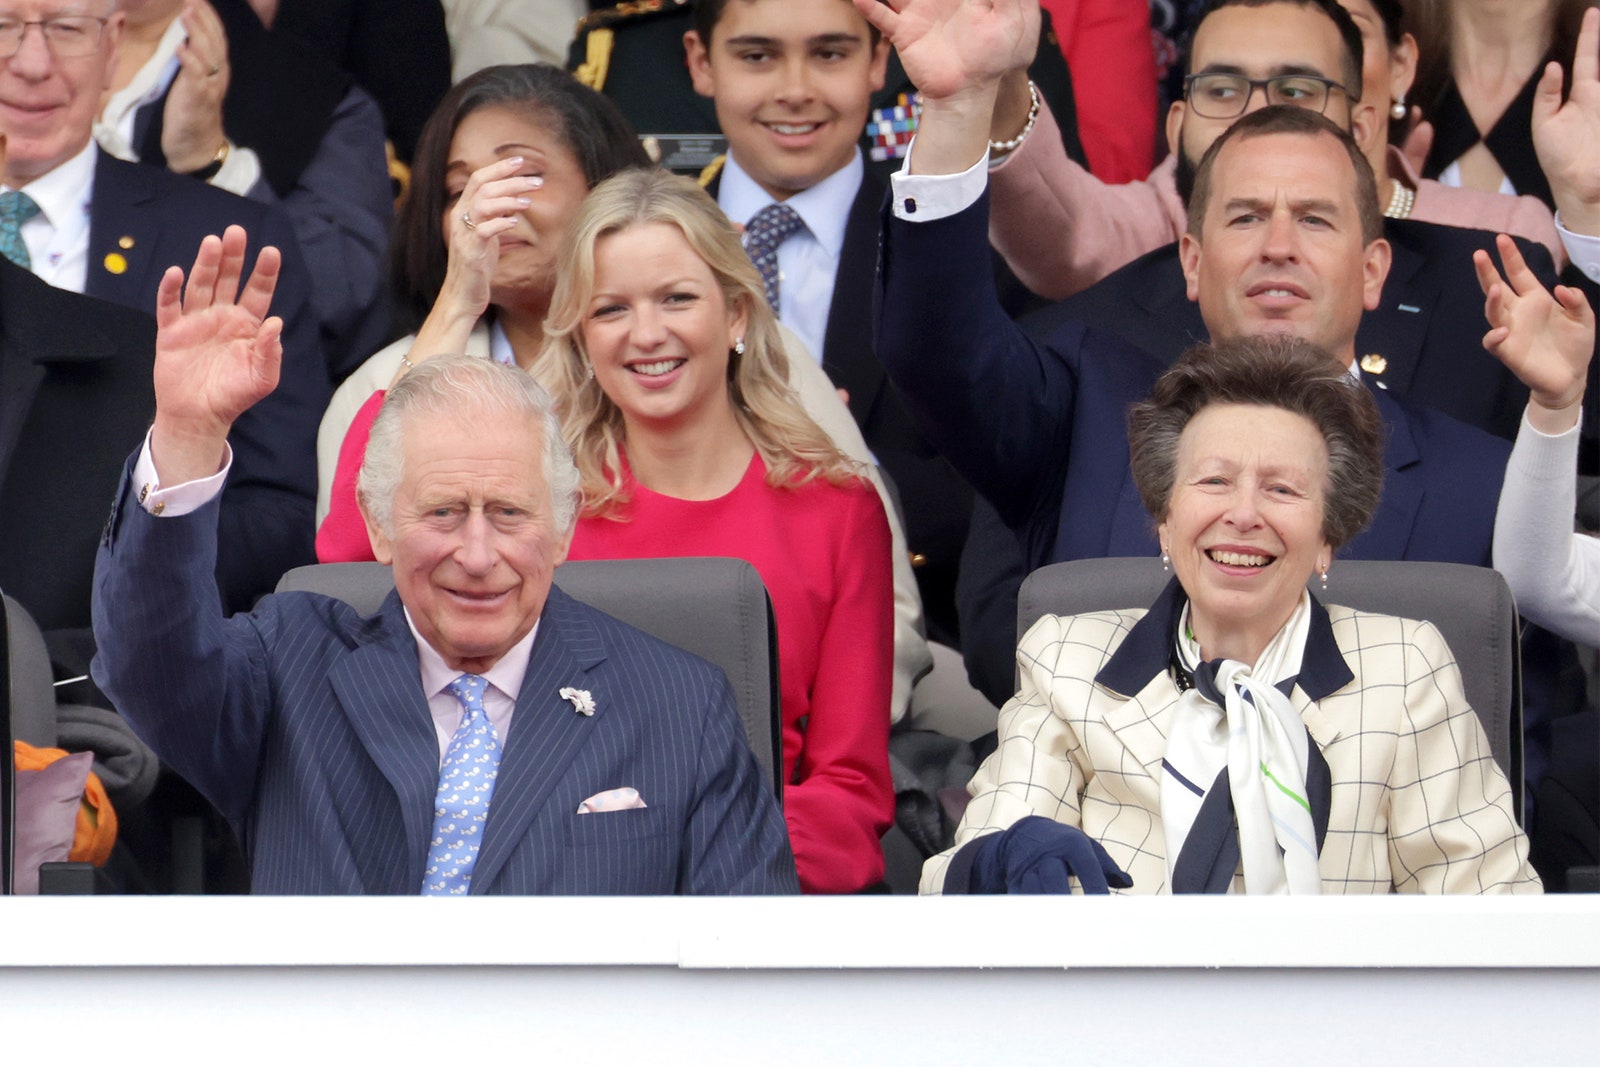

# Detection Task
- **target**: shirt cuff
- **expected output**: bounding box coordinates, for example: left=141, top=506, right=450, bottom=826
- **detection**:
left=889, top=141, right=990, bottom=222
left=210, top=143, right=263, bottom=198
left=133, top=429, right=232, bottom=517
left=1554, top=211, right=1600, bottom=284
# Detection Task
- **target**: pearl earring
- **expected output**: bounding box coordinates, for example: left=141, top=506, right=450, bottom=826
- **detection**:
left=1319, top=567, right=1329, bottom=593
left=1160, top=547, right=1171, bottom=573
left=1391, top=96, right=1407, bottom=122
left=733, top=337, right=746, bottom=356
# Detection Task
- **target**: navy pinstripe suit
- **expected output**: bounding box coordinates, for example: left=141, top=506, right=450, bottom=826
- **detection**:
left=90, top=460, right=798, bottom=895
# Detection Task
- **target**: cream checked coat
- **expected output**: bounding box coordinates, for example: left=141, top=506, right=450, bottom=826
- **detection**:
left=922, top=584, right=1540, bottom=895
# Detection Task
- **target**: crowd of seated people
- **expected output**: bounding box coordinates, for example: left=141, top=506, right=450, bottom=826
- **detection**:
left=3, top=0, right=1596, bottom=898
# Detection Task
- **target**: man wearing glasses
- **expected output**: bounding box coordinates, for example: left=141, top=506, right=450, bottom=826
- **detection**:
left=0, top=0, right=326, bottom=617
left=977, top=0, right=1596, bottom=312
left=0, top=0, right=330, bottom=890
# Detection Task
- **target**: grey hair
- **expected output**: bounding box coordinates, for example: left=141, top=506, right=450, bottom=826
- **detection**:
left=356, top=355, right=581, bottom=537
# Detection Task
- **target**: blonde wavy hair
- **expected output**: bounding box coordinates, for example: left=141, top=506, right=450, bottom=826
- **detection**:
left=540, top=168, right=861, bottom=518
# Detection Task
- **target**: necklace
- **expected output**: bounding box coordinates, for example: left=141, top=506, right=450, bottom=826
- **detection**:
left=1384, top=178, right=1416, bottom=220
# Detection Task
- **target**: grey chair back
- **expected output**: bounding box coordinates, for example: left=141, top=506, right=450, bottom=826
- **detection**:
left=4, top=595, right=58, bottom=749
left=1016, top=558, right=1522, bottom=801
left=276, top=557, right=783, bottom=796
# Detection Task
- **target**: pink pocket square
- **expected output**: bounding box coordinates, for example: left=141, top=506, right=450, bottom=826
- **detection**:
left=576, top=787, right=647, bottom=813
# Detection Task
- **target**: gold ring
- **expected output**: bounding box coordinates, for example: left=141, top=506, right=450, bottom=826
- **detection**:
left=461, top=212, right=476, bottom=231
left=207, top=65, right=221, bottom=77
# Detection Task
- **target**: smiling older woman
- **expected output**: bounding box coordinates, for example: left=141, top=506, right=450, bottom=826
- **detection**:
left=923, top=335, right=1539, bottom=896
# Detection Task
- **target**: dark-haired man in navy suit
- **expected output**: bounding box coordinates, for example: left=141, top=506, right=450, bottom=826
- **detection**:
left=858, top=0, right=1513, bottom=592
left=91, top=230, right=797, bottom=895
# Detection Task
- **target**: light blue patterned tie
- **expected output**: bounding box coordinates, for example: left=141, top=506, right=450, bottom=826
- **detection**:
left=0, top=190, right=40, bottom=269
left=743, top=202, right=804, bottom=310
left=421, top=673, right=501, bottom=896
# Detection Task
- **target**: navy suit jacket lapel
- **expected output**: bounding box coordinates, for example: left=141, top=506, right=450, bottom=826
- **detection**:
left=471, top=586, right=610, bottom=893
left=327, top=591, right=439, bottom=888
left=1096, top=580, right=1354, bottom=702
left=822, top=172, right=887, bottom=426
left=1354, top=225, right=1430, bottom=397
left=84, top=151, right=161, bottom=309
left=1348, top=385, right=1424, bottom=560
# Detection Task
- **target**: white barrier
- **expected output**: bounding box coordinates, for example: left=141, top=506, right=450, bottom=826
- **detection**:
left=2, top=896, right=1596, bottom=1060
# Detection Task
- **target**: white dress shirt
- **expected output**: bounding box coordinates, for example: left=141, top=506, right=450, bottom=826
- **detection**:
left=10, top=139, right=98, bottom=292
left=718, top=148, right=862, bottom=365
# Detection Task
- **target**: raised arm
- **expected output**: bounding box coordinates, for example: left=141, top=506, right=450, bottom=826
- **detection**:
left=94, top=226, right=285, bottom=820
left=1478, top=233, right=1600, bottom=645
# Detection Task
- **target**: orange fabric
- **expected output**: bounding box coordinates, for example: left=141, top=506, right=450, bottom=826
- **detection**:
left=13, top=740, right=119, bottom=866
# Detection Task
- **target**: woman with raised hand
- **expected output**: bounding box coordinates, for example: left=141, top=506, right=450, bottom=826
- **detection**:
left=315, top=64, right=650, bottom=537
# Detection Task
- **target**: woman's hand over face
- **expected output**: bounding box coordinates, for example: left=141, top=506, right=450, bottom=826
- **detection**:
left=438, top=156, right=543, bottom=320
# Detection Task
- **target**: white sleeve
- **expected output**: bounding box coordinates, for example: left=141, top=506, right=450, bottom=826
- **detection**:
left=1492, top=412, right=1600, bottom=644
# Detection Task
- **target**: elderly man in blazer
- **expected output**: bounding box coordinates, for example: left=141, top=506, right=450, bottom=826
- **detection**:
left=91, top=229, right=797, bottom=895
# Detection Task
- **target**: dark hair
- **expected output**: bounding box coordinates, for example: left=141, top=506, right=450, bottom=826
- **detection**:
left=389, top=64, right=651, bottom=331
left=1185, top=0, right=1365, bottom=93
left=1186, top=105, right=1383, bottom=243
left=1406, top=0, right=1595, bottom=128
left=1127, top=335, right=1386, bottom=550
left=693, top=0, right=882, bottom=46
left=1367, top=0, right=1404, bottom=46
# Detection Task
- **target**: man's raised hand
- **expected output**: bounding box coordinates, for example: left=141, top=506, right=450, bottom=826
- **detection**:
left=852, top=0, right=1038, bottom=102
left=150, top=225, right=284, bottom=484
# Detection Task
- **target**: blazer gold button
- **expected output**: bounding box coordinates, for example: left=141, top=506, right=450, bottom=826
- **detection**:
left=909, top=552, right=927, bottom=568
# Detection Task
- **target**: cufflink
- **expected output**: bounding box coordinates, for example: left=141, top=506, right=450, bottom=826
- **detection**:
left=138, top=483, right=150, bottom=503
left=903, top=197, right=917, bottom=214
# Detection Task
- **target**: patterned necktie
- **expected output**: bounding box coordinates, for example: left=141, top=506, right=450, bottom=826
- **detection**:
left=743, top=202, right=805, bottom=310
left=0, top=191, right=40, bottom=270
left=421, top=673, right=502, bottom=896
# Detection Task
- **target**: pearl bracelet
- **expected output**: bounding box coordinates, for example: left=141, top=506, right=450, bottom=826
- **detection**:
left=988, top=80, right=1042, bottom=158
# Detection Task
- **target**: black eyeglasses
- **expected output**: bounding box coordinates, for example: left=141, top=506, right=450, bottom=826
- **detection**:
left=1183, top=72, right=1355, bottom=119
left=0, top=16, right=109, bottom=58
